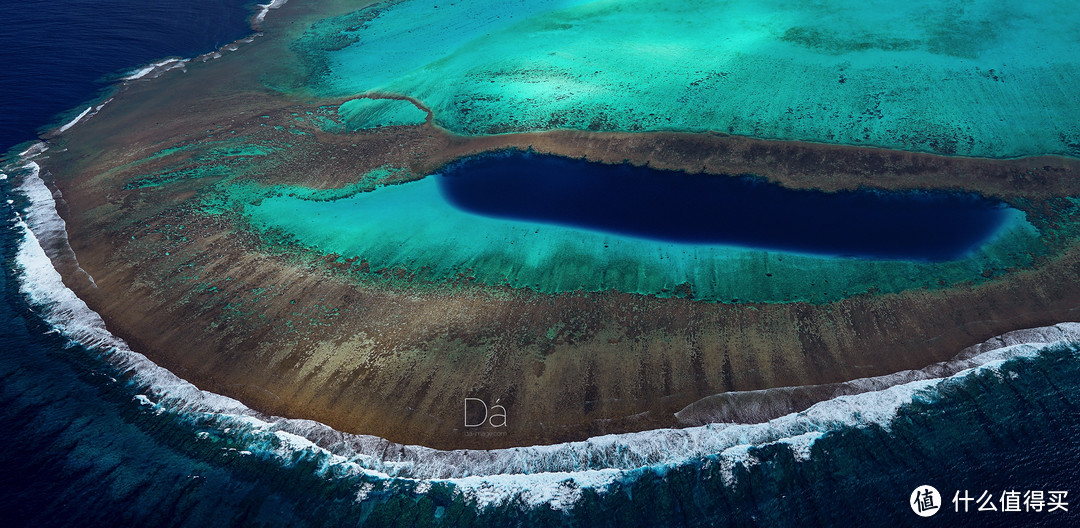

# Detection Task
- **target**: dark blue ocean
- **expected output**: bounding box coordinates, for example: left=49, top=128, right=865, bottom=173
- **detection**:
left=1, top=1, right=1078, bottom=527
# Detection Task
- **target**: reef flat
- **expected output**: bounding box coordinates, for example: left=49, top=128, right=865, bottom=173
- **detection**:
left=296, top=0, right=1080, bottom=157
left=21, top=0, right=1080, bottom=451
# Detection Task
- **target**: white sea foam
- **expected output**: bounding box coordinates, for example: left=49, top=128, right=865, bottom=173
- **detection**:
left=447, top=469, right=621, bottom=510
left=17, top=162, right=97, bottom=287
left=18, top=141, right=47, bottom=159
left=56, top=107, right=92, bottom=133
left=9, top=152, right=1080, bottom=511
left=122, top=58, right=189, bottom=81
left=717, top=444, right=757, bottom=487
left=254, top=0, right=288, bottom=26
left=51, top=98, right=113, bottom=136
left=778, top=431, right=826, bottom=462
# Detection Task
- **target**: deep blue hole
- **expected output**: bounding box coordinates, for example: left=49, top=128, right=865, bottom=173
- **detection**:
left=436, top=150, right=1012, bottom=261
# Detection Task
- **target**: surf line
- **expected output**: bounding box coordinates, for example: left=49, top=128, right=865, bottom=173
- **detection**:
left=51, top=97, right=112, bottom=136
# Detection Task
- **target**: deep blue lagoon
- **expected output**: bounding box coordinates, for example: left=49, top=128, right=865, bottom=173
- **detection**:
left=438, top=151, right=1010, bottom=260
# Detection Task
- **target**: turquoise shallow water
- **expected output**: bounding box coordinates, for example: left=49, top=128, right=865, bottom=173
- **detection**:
left=336, top=98, right=428, bottom=130
left=242, top=165, right=1042, bottom=303
left=299, top=0, right=596, bottom=92
left=295, top=0, right=1080, bottom=157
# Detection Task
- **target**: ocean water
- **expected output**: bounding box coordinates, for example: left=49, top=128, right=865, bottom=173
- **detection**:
left=2, top=1, right=1080, bottom=527
left=0, top=0, right=254, bottom=154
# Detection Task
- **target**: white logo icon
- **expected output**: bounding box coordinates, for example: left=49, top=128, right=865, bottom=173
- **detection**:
left=911, top=485, right=941, bottom=517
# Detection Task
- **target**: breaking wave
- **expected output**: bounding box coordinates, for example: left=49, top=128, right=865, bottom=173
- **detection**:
left=254, top=0, right=288, bottom=27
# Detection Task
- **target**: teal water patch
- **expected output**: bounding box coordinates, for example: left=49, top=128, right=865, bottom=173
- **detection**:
left=337, top=98, right=428, bottom=130
left=295, top=0, right=598, bottom=92
left=297, top=0, right=1080, bottom=157
left=240, top=170, right=1045, bottom=303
